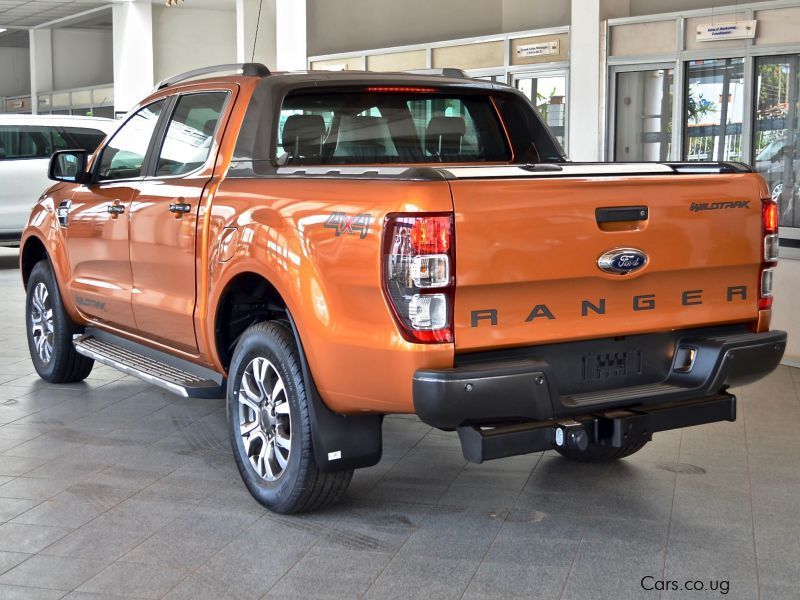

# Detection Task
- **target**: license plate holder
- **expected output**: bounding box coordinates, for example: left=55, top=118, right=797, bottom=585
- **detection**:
left=582, top=349, right=643, bottom=383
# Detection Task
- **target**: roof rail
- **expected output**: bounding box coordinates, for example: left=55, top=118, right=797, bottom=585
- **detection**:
left=155, top=63, right=270, bottom=90
left=405, top=68, right=469, bottom=79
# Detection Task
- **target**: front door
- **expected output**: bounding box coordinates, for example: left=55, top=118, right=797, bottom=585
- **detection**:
left=129, top=90, right=230, bottom=352
left=65, top=100, right=166, bottom=331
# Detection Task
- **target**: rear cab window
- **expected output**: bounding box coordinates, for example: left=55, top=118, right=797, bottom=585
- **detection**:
left=275, top=89, right=512, bottom=165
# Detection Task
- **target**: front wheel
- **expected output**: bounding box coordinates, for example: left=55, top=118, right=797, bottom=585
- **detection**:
left=227, top=321, right=353, bottom=514
left=25, top=260, right=93, bottom=383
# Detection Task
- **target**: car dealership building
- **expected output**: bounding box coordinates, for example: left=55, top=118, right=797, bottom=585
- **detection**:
left=0, top=1, right=798, bottom=598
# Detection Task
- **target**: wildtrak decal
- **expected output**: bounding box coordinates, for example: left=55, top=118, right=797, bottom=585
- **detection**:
left=690, top=200, right=750, bottom=212
left=74, top=295, right=106, bottom=311
left=470, top=286, right=747, bottom=327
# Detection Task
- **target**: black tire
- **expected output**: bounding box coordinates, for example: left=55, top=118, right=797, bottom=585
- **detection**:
left=555, top=439, right=648, bottom=463
left=25, top=260, right=94, bottom=383
left=226, top=320, right=353, bottom=514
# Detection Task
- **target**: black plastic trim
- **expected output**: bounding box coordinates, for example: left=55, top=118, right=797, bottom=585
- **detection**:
left=285, top=314, right=382, bottom=472
left=414, top=329, right=785, bottom=429
left=596, top=206, right=648, bottom=223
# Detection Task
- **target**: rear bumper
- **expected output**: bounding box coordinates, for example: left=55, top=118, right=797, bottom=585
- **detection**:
left=412, top=329, right=786, bottom=429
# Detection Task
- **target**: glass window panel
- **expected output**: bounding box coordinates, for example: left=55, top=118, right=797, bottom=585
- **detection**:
left=0, top=126, right=55, bottom=160
left=753, top=55, right=800, bottom=229
left=156, top=92, right=228, bottom=177
left=97, top=101, right=164, bottom=181
left=683, top=58, right=745, bottom=162
left=515, top=74, right=567, bottom=148
left=275, top=91, right=511, bottom=165
left=614, top=68, right=674, bottom=161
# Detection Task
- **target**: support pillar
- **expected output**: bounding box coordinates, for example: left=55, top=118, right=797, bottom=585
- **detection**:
left=112, top=0, right=154, bottom=115
left=569, top=0, right=602, bottom=161
left=29, top=28, right=53, bottom=115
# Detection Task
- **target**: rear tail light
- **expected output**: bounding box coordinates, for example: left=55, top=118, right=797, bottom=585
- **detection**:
left=759, top=199, right=779, bottom=311
left=382, top=214, right=454, bottom=343
left=763, top=199, right=779, bottom=234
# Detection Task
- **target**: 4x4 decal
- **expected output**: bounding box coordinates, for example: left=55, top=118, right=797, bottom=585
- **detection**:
left=324, top=212, right=372, bottom=238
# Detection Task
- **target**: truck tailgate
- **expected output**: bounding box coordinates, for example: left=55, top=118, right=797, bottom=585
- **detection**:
left=449, top=168, right=766, bottom=352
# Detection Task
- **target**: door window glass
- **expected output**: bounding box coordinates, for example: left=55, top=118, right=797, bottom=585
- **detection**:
left=614, top=69, right=673, bottom=161
left=753, top=55, right=800, bottom=229
left=156, top=92, right=228, bottom=176
left=0, top=126, right=56, bottom=160
left=96, top=101, right=165, bottom=181
left=683, top=58, right=745, bottom=162
left=55, top=127, right=108, bottom=153
left=515, top=73, right=567, bottom=148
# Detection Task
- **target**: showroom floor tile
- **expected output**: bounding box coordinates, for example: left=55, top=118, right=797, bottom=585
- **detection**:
left=0, top=249, right=798, bottom=599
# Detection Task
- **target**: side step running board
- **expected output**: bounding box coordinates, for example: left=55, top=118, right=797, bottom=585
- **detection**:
left=74, top=328, right=225, bottom=398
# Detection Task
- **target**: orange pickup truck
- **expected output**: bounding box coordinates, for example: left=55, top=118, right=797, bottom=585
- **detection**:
left=21, top=64, right=786, bottom=513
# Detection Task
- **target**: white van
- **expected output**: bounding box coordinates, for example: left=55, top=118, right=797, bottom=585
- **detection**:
left=0, top=114, right=116, bottom=246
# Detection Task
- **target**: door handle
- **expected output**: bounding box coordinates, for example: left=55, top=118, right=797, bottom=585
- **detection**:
left=169, top=202, right=192, bottom=214
left=107, top=203, right=125, bottom=216
left=596, top=206, right=648, bottom=223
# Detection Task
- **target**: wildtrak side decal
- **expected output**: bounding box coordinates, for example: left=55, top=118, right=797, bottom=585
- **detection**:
left=470, top=286, right=748, bottom=327
left=75, top=295, right=107, bottom=311
left=690, top=200, right=750, bottom=212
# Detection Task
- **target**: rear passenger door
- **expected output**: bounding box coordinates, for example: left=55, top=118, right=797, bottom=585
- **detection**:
left=129, top=90, right=231, bottom=352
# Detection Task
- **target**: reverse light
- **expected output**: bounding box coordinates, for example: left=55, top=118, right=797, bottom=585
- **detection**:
left=409, top=294, right=448, bottom=329
left=383, top=214, right=454, bottom=344
left=764, top=234, right=779, bottom=262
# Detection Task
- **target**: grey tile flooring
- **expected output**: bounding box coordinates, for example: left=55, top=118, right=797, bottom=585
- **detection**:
left=0, top=247, right=797, bottom=598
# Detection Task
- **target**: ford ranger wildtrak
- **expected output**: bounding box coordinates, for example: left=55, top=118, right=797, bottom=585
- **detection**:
left=20, top=64, right=786, bottom=513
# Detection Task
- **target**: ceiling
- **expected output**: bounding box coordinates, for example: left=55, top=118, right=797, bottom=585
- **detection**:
left=0, top=0, right=236, bottom=28
left=0, top=1, right=113, bottom=29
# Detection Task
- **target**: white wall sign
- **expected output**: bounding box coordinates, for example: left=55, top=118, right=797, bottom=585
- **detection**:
left=516, top=40, right=559, bottom=57
left=696, top=20, right=757, bottom=42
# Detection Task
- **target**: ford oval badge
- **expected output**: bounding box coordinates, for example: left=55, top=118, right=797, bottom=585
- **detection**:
left=597, top=248, right=648, bottom=275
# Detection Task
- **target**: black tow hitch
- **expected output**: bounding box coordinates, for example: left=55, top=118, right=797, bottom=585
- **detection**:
left=456, top=392, right=736, bottom=464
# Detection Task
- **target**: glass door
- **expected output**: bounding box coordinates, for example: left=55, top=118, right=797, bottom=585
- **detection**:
left=613, top=67, right=674, bottom=161
left=753, top=55, right=800, bottom=230
left=683, top=58, right=745, bottom=162
left=512, top=71, right=568, bottom=149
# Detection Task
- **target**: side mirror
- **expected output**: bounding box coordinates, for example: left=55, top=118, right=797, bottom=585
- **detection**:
left=49, top=150, right=89, bottom=183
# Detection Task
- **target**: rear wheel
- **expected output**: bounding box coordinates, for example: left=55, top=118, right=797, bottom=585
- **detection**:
left=25, top=260, right=94, bottom=383
left=555, top=439, right=648, bottom=463
left=227, top=321, right=353, bottom=513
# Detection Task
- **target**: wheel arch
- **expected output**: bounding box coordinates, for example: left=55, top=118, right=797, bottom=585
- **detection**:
left=213, top=270, right=289, bottom=372
left=20, top=234, right=49, bottom=289
left=214, top=269, right=382, bottom=472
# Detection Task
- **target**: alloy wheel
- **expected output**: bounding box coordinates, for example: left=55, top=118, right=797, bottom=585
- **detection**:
left=30, top=282, right=54, bottom=364
left=237, top=356, right=292, bottom=481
